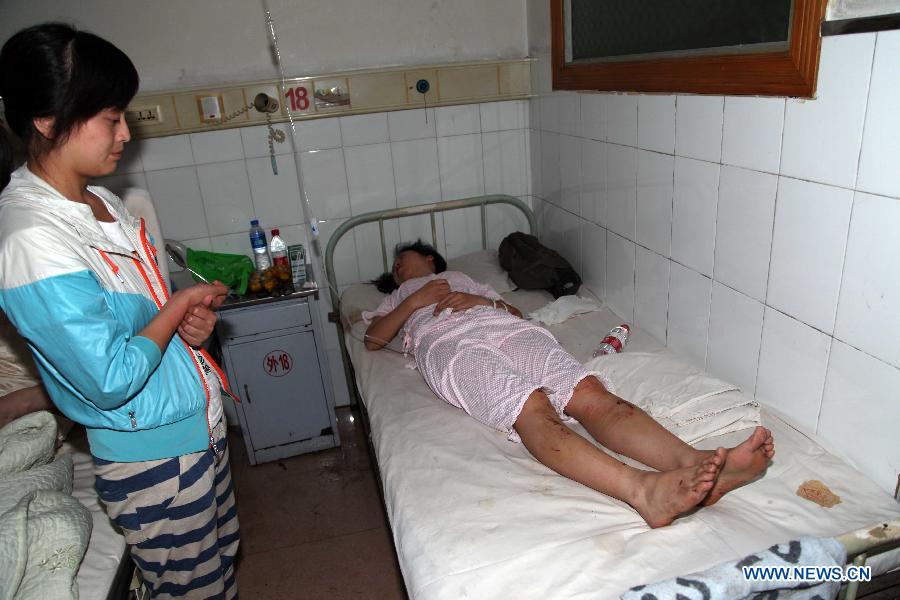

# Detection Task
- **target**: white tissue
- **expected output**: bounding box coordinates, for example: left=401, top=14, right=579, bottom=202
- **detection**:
left=528, top=295, right=604, bottom=325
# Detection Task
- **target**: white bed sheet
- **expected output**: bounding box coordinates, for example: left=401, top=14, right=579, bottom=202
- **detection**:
left=57, top=430, right=128, bottom=600
left=342, top=286, right=900, bottom=600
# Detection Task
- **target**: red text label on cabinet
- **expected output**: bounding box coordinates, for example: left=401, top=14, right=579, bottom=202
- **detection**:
left=264, top=350, right=293, bottom=377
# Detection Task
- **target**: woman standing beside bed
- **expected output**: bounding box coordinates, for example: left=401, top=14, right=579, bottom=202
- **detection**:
left=0, top=24, right=239, bottom=597
left=366, top=241, right=775, bottom=528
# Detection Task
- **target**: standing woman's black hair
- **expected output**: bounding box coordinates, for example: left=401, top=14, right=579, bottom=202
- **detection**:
left=0, top=23, right=139, bottom=189
left=0, top=127, right=15, bottom=189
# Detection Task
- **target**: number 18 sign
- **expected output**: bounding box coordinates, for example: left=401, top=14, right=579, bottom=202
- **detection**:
left=284, top=83, right=314, bottom=114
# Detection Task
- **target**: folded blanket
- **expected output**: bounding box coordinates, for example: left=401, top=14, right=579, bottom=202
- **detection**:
left=584, top=352, right=761, bottom=444
left=0, top=412, right=90, bottom=600
left=621, top=536, right=846, bottom=600
left=0, top=490, right=92, bottom=600
left=0, top=411, right=58, bottom=476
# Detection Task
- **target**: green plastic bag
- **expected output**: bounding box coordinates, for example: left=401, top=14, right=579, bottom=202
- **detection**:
left=186, top=248, right=255, bottom=295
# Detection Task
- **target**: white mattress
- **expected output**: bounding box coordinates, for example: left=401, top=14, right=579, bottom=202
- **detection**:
left=57, top=430, right=128, bottom=600
left=342, top=285, right=900, bottom=599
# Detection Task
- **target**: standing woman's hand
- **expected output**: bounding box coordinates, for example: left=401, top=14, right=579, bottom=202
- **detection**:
left=174, top=282, right=227, bottom=347
left=141, top=282, right=228, bottom=351
left=178, top=302, right=218, bottom=347
left=171, top=282, right=228, bottom=312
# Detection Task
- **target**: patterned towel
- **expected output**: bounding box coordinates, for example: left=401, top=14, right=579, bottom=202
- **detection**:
left=528, top=295, right=603, bottom=325
left=621, top=537, right=846, bottom=600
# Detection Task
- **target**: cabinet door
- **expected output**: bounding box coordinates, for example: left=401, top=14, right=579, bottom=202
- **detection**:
left=230, top=330, right=331, bottom=450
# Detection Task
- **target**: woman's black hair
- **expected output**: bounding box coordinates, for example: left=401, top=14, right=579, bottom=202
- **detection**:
left=0, top=23, right=139, bottom=189
left=371, top=239, right=447, bottom=293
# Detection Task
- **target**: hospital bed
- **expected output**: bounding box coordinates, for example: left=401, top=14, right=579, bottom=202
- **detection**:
left=0, top=420, right=132, bottom=600
left=324, top=194, right=900, bottom=599
left=59, top=428, right=133, bottom=600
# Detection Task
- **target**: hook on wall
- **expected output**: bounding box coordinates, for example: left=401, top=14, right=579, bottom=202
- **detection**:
left=413, top=79, right=431, bottom=123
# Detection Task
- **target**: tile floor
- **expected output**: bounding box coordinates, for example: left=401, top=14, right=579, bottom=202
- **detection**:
left=228, top=406, right=407, bottom=599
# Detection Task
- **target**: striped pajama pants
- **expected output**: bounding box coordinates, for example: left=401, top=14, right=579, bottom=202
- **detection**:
left=94, top=420, right=240, bottom=599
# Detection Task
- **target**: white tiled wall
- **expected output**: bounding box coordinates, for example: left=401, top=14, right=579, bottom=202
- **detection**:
left=96, top=100, right=532, bottom=406
left=529, top=30, right=900, bottom=495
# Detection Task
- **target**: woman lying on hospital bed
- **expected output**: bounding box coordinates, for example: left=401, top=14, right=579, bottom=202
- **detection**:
left=364, top=240, right=775, bottom=528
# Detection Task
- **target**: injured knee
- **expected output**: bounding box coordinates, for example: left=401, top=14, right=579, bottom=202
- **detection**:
left=515, top=391, right=571, bottom=437
left=566, top=387, right=637, bottom=426
left=574, top=375, right=607, bottom=395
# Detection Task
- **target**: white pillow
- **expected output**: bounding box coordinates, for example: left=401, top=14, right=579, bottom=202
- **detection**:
left=340, top=283, right=387, bottom=327
left=446, top=250, right=514, bottom=294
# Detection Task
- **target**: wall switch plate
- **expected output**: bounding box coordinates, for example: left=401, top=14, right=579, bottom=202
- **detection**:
left=197, top=95, right=223, bottom=122
left=125, top=105, right=163, bottom=124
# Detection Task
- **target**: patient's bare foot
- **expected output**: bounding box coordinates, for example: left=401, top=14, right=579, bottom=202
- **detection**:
left=701, top=426, right=774, bottom=506
left=632, top=449, right=725, bottom=528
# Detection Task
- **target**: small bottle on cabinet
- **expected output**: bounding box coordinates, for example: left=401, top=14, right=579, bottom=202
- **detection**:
left=249, top=220, right=271, bottom=272
left=592, top=324, right=630, bottom=357
left=269, top=228, right=289, bottom=267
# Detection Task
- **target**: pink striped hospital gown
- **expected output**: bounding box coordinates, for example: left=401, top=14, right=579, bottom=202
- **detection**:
left=362, top=271, right=596, bottom=441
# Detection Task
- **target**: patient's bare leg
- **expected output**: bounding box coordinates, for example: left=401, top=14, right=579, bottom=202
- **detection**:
left=564, top=376, right=774, bottom=502
left=513, top=390, right=724, bottom=528
left=563, top=376, right=702, bottom=471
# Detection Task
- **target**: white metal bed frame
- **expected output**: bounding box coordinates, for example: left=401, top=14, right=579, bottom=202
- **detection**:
left=321, top=194, right=900, bottom=599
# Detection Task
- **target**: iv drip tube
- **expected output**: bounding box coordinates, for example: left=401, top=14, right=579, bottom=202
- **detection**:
left=259, top=1, right=386, bottom=408
left=260, top=1, right=330, bottom=292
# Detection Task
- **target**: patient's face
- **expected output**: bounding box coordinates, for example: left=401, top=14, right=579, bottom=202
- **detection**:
left=393, top=251, right=435, bottom=284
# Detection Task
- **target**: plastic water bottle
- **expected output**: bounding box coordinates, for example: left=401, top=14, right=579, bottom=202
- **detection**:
left=592, top=324, right=630, bottom=357
left=249, top=220, right=271, bottom=272
left=269, top=228, right=289, bottom=267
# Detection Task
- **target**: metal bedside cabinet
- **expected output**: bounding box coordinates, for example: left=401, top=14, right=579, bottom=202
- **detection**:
left=216, top=292, right=340, bottom=465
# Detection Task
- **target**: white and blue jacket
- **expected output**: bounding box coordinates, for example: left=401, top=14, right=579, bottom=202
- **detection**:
left=0, top=166, right=231, bottom=462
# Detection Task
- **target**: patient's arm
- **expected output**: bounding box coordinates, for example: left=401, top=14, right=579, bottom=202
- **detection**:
left=365, top=279, right=450, bottom=350
left=432, top=292, right=492, bottom=314
left=364, top=312, right=408, bottom=351
left=0, top=384, right=54, bottom=429
left=432, top=293, right=523, bottom=319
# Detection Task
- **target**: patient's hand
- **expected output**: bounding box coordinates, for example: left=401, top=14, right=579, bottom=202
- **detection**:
left=409, top=279, right=451, bottom=309
left=433, top=292, right=490, bottom=315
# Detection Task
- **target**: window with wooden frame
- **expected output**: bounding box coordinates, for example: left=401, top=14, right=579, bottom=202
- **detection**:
left=551, top=0, right=829, bottom=98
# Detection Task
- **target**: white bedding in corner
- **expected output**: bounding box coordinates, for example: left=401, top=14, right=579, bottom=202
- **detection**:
left=585, top=352, right=760, bottom=445
left=341, top=284, right=900, bottom=599
left=0, top=412, right=91, bottom=600
left=57, top=430, right=127, bottom=600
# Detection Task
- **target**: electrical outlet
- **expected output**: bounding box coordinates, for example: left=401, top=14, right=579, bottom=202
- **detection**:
left=125, top=105, right=163, bottom=124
